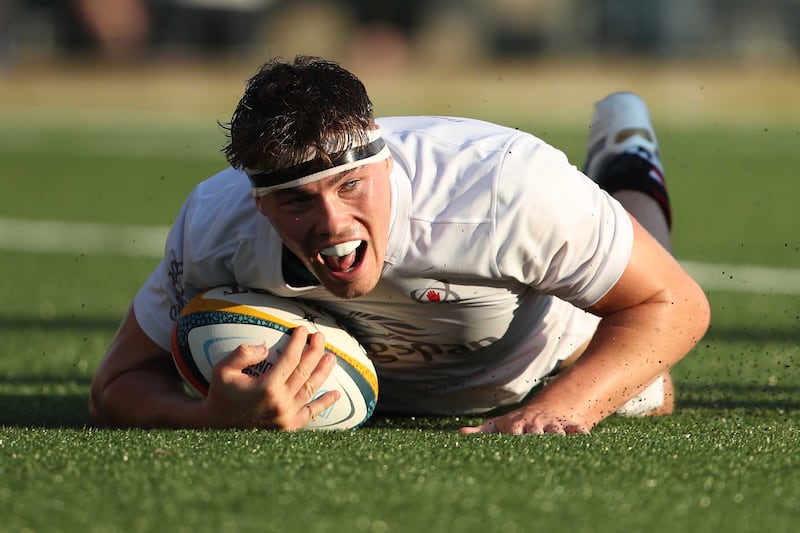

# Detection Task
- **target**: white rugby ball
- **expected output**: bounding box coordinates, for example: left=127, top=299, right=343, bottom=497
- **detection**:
left=170, top=286, right=377, bottom=430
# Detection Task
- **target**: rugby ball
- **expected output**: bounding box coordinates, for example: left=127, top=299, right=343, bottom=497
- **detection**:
left=170, top=286, right=377, bottom=430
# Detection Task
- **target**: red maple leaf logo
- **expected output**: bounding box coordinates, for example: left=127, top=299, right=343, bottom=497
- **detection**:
left=426, top=290, right=441, bottom=302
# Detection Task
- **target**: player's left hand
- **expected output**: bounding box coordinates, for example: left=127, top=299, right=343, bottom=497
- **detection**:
left=459, top=407, right=590, bottom=435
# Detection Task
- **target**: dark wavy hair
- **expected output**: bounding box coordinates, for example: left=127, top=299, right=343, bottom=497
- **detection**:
left=222, top=56, right=375, bottom=174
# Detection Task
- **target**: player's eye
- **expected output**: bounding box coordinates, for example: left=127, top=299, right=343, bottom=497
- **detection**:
left=341, top=179, right=359, bottom=192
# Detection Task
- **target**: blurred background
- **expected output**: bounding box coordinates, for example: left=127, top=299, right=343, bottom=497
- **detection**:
left=0, top=0, right=798, bottom=129
left=2, top=0, right=800, bottom=67
left=1, top=0, right=798, bottom=124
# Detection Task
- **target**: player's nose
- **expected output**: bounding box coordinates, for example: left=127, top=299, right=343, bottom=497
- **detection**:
left=313, top=195, right=352, bottom=236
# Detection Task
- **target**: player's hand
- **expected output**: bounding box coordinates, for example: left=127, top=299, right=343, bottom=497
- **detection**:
left=459, top=406, right=590, bottom=435
left=201, top=326, right=340, bottom=430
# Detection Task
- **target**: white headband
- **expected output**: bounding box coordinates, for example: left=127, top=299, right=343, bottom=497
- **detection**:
left=246, top=129, right=390, bottom=197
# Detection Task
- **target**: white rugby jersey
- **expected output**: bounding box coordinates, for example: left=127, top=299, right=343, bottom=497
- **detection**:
left=134, top=116, right=634, bottom=415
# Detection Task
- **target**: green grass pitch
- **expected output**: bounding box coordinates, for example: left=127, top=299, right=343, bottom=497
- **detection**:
left=0, top=87, right=799, bottom=533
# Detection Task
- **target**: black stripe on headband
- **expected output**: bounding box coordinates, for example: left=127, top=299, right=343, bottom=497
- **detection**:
left=247, top=138, right=386, bottom=188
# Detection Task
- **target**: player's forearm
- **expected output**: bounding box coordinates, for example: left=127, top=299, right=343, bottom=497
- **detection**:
left=90, top=365, right=207, bottom=429
left=538, top=294, right=709, bottom=427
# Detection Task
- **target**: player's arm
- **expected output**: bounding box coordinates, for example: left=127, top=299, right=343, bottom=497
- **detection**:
left=462, top=214, right=710, bottom=434
left=89, top=304, right=339, bottom=429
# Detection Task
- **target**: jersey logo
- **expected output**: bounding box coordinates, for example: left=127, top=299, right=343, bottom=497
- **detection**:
left=410, top=280, right=461, bottom=303
left=168, top=259, right=187, bottom=321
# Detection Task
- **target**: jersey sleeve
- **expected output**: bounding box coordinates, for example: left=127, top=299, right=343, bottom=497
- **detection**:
left=493, top=134, right=634, bottom=308
left=133, top=189, right=200, bottom=352
left=132, top=168, right=254, bottom=351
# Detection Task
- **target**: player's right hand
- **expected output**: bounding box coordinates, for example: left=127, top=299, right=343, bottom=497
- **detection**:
left=201, top=327, right=340, bottom=430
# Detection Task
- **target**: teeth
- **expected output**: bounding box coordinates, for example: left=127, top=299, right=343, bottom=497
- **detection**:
left=321, top=240, right=362, bottom=257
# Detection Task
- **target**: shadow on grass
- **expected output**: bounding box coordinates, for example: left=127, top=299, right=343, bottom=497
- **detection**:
left=0, top=373, right=92, bottom=428
left=678, top=382, right=800, bottom=410
left=0, top=315, right=121, bottom=331
left=0, top=393, right=91, bottom=428
left=0, top=374, right=92, bottom=386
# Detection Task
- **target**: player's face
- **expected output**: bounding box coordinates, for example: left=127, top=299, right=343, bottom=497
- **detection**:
left=256, top=157, right=394, bottom=299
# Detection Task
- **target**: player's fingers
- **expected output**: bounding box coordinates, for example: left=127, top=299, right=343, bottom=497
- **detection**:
left=460, top=413, right=589, bottom=435
left=458, top=419, right=499, bottom=434
left=215, top=343, right=269, bottom=383
left=286, top=332, right=336, bottom=401
left=264, top=326, right=309, bottom=383
left=301, top=390, right=341, bottom=426
left=563, top=423, right=590, bottom=435
left=540, top=418, right=589, bottom=435
left=541, top=422, right=567, bottom=435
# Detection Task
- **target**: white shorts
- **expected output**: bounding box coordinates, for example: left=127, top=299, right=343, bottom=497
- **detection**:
left=616, top=375, right=666, bottom=417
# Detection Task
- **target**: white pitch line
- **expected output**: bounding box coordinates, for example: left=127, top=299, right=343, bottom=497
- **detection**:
left=0, top=217, right=798, bottom=295
left=680, top=260, right=800, bottom=296
left=0, top=217, right=167, bottom=258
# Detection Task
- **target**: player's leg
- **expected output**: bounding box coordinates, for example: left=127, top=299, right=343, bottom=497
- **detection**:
left=583, top=91, right=676, bottom=415
left=584, top=92, right=672, bottom=251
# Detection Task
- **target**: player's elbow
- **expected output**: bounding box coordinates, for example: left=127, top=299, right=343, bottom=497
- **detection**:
left=88, top=373, right=113, bottom=427
left=674, top=277, right=711, bottom=352
left=88, top=394, right=104, bottom=426
left=88, top=365, right=131, bottom=428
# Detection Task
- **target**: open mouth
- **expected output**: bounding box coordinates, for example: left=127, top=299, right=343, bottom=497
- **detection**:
left=319, top=240, right=367, bottom=273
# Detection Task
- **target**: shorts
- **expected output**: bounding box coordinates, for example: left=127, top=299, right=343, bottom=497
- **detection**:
left=616, top=375, right=666, bottom=417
